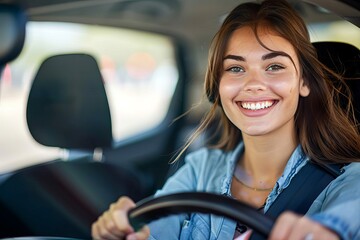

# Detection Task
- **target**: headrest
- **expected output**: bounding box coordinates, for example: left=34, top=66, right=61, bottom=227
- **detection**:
left=312, top=41, right=360, bottom=125
left=0, top=4, right=26, bottom=67
left=26, top=53, right=113, bottom=150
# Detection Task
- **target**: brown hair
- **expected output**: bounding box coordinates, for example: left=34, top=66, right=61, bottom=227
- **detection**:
left=180, top=0, right=360, bottom=165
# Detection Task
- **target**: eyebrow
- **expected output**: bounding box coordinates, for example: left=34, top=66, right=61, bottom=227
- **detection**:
left=262, top=51, right=292, bottom=61
left=223, top=54, right=245, bottom=61
left=223, top=51, right=293, bottom=62
left=263, top=51, right=297, bottom=71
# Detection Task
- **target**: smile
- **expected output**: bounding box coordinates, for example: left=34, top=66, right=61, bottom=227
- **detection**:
left=240, top=100, right=275, bottom=110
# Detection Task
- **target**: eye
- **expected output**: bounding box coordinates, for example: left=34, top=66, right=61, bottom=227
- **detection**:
left=226, top=66, right=244, bottom=73
left=266, top=64, right=285, bottom=71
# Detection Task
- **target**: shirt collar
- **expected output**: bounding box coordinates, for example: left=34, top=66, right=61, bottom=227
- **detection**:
left=220, top=142, right=309, bottom=198
left=221, top=142, right=244, bottom=195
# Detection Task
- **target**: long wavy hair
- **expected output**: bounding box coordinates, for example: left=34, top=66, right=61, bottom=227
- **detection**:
left=178, top=0, right=359, bottom=165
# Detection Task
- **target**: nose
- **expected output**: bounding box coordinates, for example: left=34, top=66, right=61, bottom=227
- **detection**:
left=243, top=70, right=266, bottom=93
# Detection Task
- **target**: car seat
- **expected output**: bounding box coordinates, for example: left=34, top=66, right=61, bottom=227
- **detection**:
left=0, top=53, right=150, bottom=238
left=312, top=41, right=360, bottom=129
left=0, top=4, right=26, bottom=73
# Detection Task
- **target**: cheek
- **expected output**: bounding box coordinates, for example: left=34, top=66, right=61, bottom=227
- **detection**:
left=219, top=77, right=242, bottom=101
left=271, top=73, right=300, bottom=97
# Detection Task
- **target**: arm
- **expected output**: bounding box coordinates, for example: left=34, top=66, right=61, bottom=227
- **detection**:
left=307, top=162, right=360, bottom=240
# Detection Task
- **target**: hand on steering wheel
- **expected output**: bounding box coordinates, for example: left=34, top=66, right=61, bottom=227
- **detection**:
left=128, top=192, right=274, bottom=239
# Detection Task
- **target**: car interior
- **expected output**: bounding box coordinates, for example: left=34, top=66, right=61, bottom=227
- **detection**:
left=0, top=53, right=149, bottom=237
left=0, top=0, right=359, bottom=239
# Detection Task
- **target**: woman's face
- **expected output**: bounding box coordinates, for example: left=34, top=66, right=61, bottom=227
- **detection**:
left=219, top=26, right=310, bottom=137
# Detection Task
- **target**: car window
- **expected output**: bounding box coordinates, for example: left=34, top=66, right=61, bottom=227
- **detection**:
left=0, top=22, right=178, bottom=173
left=308, top=20, right=360, bottom=47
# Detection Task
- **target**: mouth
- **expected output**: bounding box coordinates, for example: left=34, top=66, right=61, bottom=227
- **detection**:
left=239, top=100, right=277, bottom=111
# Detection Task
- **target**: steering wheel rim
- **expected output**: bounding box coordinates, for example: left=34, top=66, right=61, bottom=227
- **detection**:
left=128, top=192, right=274, bottom=238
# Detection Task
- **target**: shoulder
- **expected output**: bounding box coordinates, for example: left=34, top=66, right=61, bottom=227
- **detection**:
left=336, top=162, right=360, bottom=182
left=184, top=147, right=228, bottom=165
left=183, top=145, right=241, bottom=174
left=181, top=145, right=240, bottom=190
left=179, top=147, right=228, bottom=178
left=159, top=143, right=243, bottom=194
left=324, top=162, right=360, bottom=196
left=342, top=162, right=360, bottom=173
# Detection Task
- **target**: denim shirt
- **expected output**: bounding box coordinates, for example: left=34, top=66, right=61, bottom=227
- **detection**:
left=148, top=143, right=360, bottom=240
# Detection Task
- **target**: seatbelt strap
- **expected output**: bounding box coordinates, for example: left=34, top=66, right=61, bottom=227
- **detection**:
left=265, top=161, right=342, bottom=218
left=249, top=161, right=343, bottom=240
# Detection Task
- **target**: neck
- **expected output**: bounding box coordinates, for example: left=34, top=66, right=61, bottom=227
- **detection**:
left=240, top=124, right=298, bottom=182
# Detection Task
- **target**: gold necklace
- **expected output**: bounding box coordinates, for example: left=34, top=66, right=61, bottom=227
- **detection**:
left=234, top=165, right=274, bottom=192
left=233, top=173, right=274, bottom=192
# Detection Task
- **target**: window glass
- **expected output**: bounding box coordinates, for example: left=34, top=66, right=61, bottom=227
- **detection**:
left=0, top=22, right=178, bottom=173
left=309, top=20, right=360, bottom=48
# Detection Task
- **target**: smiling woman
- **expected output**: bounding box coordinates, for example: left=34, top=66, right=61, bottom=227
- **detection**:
left=220, top=26, right=310, bottom=138
left=92, top=0, right=360, bottom=240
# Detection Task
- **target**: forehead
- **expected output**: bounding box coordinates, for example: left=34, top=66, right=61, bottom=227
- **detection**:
left=226, top=26, right=297, bottom=57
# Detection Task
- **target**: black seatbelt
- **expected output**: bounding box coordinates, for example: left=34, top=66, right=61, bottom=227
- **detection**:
left=249, top=161, right=344, bottom=240
left=266, top=161, right=342, bottom=218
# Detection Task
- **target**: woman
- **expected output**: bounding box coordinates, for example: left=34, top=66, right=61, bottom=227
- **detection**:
left=92, top=0, right=360, bottom=239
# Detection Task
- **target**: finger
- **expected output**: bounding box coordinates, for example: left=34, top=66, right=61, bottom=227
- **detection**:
left=111, top=197, right=136, bottom=235
left=126, top=225, right=150, bottom=240
left=136, top=225, right=150, bottom=239
left=91, top=196, right=137, bottom=240
left=99, top=211, right=125, bottom=240
left=91, top=215, right=118, bottom=240
left=269, top=211, right=299, bottom=240
left=287, top=216, right=340, bottom=240
left=111, top=196, right=136, bottom=211
left=104, top=214, right=126, bottom=239
left=91, top=221, right=100, bottom=239
left=100, top=209, right=127, bottom=237
left=242, top=230, right=252, bottom=240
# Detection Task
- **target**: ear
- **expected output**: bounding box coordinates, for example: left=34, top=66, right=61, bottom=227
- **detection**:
left=299, top=77, right=310, bottom=97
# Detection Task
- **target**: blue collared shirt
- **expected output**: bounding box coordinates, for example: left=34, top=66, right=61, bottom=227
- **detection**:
left=148, top=143, right=360, bottom=240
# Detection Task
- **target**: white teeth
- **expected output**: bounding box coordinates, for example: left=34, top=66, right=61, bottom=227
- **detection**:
left=241, top=101, right=274, bottom=110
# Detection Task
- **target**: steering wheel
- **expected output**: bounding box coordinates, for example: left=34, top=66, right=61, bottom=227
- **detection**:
left=128, top=192, right=275, bottom=239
